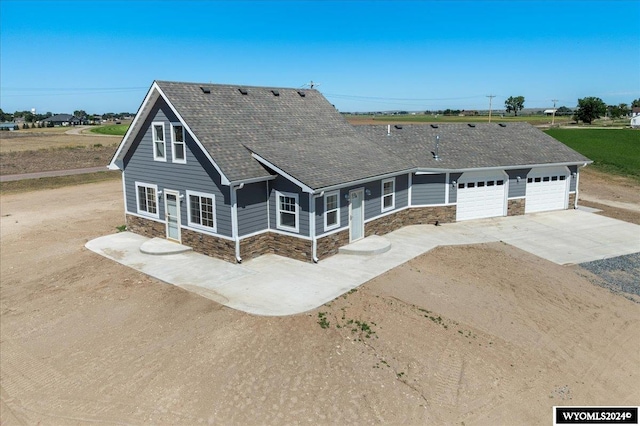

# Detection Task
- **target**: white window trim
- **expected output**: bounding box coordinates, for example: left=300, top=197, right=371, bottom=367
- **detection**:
left=170, top=122, right=186, bottom=164
left=186, top=190, right=217, bottom=233
left=135, top=181, right=159, bottom=219
left=276, top=190, right=299, bottom=233
left=323, top=190, right=340, bottom=231
left=381, top=177, right=396, bottom=212
left=152, top=121, right=166, bottom=162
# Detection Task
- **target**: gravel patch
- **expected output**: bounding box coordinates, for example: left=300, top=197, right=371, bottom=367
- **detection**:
left=579, top=252, right=640, bottom=302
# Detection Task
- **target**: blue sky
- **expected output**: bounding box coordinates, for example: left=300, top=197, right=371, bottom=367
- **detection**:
left=1, top=0, right=639, bottom=114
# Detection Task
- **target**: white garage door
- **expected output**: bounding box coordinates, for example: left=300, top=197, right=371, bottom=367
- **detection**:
left=456, top=172, right=507, bottom=221
left=525, top=167, right=568, bottom=213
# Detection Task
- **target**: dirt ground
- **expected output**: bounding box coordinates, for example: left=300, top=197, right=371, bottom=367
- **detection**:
left=0, top=130, right=120, bottom=176
left=1, top=168, right=639, bottom=424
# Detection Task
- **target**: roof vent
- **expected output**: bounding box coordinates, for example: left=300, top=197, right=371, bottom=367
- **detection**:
left=499, top=123, right=506, bottom=127
left=467, top=123, right=476, bottom=127
left=297, top=91, right=306, bottom=97
left=271, top=90, right=280, bottom=96
left=200, top=87, right=211, bottom=94
left=430, top=124, right=438, bottom=129
left=394, top=125, right=402, bottom=130
left=238, top=88, right=248, bottom=95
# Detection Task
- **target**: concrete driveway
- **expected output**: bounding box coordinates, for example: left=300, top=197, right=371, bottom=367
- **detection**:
left=86, top=210, right=640, bottom=316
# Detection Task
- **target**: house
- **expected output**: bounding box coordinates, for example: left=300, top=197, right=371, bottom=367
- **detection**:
left=42, top=114, right=82, bottom=126
left=109, top=80, right=591, bottom=264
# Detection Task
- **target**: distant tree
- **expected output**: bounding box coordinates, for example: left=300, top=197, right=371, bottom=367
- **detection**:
left=0, top=108, right=12, bottom=122
left=608, top=103, right=629, bottom=119
left=574, top=97, right=607, bottom=124
left=556, top=106, right=573, bottom=116
left=504, top=96, right=525, bottom=116
left=632, top=99, right=640, bottom=108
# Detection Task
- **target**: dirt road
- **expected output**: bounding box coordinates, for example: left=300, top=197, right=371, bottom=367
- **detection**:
left=1, top=177, right=638, bottom=424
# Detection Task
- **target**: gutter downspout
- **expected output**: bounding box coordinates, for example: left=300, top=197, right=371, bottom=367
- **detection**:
left=231, top=184, right=242, bottom=263
left=310, top=193, right=318, bottom=263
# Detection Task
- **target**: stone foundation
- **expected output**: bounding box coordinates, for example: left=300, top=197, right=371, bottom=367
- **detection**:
left=240, top=233, right=273, bottom=261
left=126, top=214, right=165, bottom=239
left=569, top=192, right=576, bottom=209
left=182, top=228, right=236, bottom=263
left=507, top=198, right=525, bottom=216
left=271, top=233, right=313, bottom=262
left=316, top=229, right=350, bottom=261
left=127, top=205, right=458, bottom=264
left=366, top=205, right=456, bottom=237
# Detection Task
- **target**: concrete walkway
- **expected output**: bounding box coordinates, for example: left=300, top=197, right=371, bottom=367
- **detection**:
left=85, top=210, right=640, bottom=316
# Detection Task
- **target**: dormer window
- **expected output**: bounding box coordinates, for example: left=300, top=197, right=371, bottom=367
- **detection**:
left=171, top=123, right=186, bottom=164
left=152, top=122, right=166, bottom=161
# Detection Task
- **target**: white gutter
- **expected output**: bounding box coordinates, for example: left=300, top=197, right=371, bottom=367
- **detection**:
left=309, top=191, right=325, bottom=263
left=230, top=185, right=241, bottom=263
left=310, top=193, right=318, bottom=263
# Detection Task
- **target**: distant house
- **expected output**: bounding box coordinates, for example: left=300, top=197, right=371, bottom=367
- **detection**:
left=109, top=80, right=592, bottom=264
left=632, top=107, right=640, bottom=117
left=0, top=123, right=18, bottom=131
left=42, top=114, right=82, bottom=126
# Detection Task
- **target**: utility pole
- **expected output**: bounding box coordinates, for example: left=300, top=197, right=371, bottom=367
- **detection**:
left=487, top=95, right=496, bottom=123
left=551, top=99, right=558, bottom=126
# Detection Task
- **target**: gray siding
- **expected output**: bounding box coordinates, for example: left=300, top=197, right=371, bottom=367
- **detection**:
left=123, top=98, right=232, bottom=237
left=506, top=168, right=530, bottom=198
left=269, top=176, right=310, bottom=236
left=448, top=173, right=463, bottom=203
left=412, top=173, right=446, bottom=205
left=568, top=165, right=577, bottom=192
left=314, top=173, right=409, bottom=236
left=237, top=181, right=269, bottom=236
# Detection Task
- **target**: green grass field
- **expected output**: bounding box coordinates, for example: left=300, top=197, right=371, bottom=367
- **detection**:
left=545, top=129, right=640, bottom=180
left=90, top=124, right=130, bottom=136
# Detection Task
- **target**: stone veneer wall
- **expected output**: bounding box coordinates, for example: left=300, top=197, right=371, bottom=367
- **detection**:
left=128, top=206, right=457, bottom=264
left=365, top=205, right=456, bottom=237
left=182, top=228, right=236, bottom=263
left=126, top=214, right=165, bottom=239
left=316, top=229, right=350, bottom=261
left=568, top=193, right=576, bottom=209
left=270, top=233, right=313, bottom=262
left=507, top=198, right=525, bottom=216
left=240, top=233, right=273, bottom=261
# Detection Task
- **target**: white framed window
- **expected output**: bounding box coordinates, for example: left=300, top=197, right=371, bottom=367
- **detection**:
left=135, top=182, right=159, bottom=219
left=171, top=123, right=186, bottom=164
left=324, top=191, right=340, bottom=231
left=152, top=122, right=166, bottom=161
left=381, top=177, right=395, bottom=212
left=187, top=190, right=216, bottom=232
left=276, top=190, right=299, bottom=232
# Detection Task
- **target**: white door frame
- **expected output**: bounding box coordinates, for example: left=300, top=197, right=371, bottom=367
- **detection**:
left=164, top=189, right=181, bottom=242
left=349, top=188, right=365, bottom=242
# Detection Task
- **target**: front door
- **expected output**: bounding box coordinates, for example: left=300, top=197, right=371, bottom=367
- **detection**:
left=164, top=190, right=181, bottom=242
left=349, top=188, right=365, bottom=242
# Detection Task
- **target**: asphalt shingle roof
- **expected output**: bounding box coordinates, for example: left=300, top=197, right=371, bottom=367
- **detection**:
left=355, top=123, right=591, bottom=170
left=155, top=81, right=407, bottom=188
left=118, top=81, right=590, bottom=190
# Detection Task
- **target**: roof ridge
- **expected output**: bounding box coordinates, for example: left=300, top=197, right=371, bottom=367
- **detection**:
left=155, top=80, right=315, bottom=92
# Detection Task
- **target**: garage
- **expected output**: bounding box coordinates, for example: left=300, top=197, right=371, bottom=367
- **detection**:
left=456, top=171, right=507, bottom=221
left=525, top=167, right=569, bottom=213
